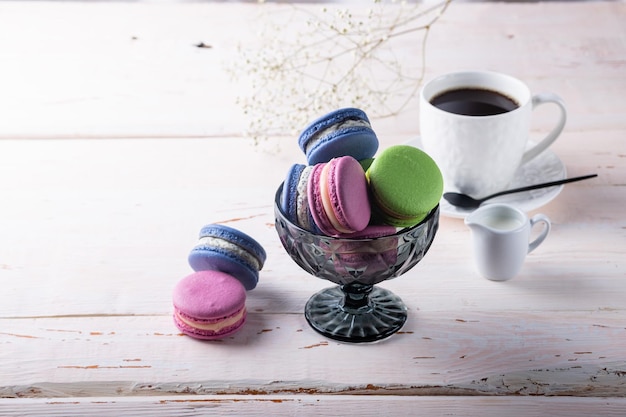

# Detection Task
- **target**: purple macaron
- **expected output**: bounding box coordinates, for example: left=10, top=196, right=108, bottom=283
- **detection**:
left=307, top=156, right=371, bottom=236
left=173, top=270, right=247, bottom=340
left=332, top=224, right=401, bottom=283
left=298, top=108, right=379, bottom=165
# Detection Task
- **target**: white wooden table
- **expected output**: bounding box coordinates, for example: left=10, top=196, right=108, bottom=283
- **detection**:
left=0, top=1, right=625, bottom=415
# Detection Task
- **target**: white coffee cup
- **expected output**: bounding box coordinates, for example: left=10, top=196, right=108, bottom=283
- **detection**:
left=465, top=203, right=551, bottom=281
left=420, top=70, right=567, bottom=198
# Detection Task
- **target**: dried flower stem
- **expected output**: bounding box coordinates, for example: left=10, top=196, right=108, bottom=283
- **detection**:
left=229, top=0, right=452, bottom=143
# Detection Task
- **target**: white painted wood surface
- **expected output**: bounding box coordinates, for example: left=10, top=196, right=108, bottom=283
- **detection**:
left=0, top=1, right=625, bottom=415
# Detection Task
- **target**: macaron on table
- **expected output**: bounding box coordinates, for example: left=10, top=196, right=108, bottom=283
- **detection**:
left=172, top=270, right=248, bottom=340
left=176, top=108, right=443, bottom=344
left=174, top=223, right=266, bottom=339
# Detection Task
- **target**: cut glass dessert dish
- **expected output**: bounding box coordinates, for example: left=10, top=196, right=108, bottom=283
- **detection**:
left=274, top=184, right=439, bottom=343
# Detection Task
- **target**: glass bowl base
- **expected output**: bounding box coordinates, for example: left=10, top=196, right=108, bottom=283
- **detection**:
left=304, top=285, right=408, bottom=343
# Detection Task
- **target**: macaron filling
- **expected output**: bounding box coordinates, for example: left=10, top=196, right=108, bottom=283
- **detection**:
left=175, top=307, right=246, bottom=332
left=303, top=118, right=372, bottom=154
left=296, top=165, right=314, bottom=231
left=370, top=198, right=427, bottom=226
left=195, top=236, right=262, bottom=271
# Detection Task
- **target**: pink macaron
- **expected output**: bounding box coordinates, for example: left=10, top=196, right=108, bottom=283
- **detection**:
left=333, top=224, right=400, bottom=282
left=172, top=270, right=247, bottom=340
left=307, top=156, right=371, bottom=236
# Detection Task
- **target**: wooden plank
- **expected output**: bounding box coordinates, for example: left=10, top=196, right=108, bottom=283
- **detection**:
left=1, top=312, right=624, bottom=397
left=0, top=134, right=623, bottom=318
left=0, top=2, right=623, bottom=138
left=0, top=2, right=251, bottom=138
left=1, top=396, right=626, bottom=417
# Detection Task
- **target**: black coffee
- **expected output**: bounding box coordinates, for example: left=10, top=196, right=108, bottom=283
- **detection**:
left=430, top=88, right=519, bottom=116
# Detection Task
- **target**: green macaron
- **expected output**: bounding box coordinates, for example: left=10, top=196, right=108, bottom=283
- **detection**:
left=366, top=145, right=443, bottom=227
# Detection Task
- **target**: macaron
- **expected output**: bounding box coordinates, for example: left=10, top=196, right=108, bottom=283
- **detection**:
left=298, top=108, right=379, bottom=165
left=366, top=145, right=443, bottom=227
left=359, top=157, right=375, bottom=172
left=307, top=156, right=371, bottom=236
left=188, top=224, right=266, bottom=291
left=280, top=163, right=320, bottom=233
left=333, top=224, right=400, bottom=281
left=173, top=270, right=247, bottom=340
left=347, top=224, right=402, bottom=239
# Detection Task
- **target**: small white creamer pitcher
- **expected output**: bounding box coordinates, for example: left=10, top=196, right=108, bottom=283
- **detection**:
left=465, top=204, right=551, bottom=281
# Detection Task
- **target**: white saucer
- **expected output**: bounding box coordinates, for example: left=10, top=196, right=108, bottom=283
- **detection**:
left=404, top=138, right=567, bottom=219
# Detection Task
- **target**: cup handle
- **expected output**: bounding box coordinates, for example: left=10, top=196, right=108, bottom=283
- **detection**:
left=521, top=93, right=567, bottom=165
left=528, top=214, right=551, bottom=254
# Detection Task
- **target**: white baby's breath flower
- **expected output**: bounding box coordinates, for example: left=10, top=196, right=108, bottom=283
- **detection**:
left=227, top=0, right=451, bottom=144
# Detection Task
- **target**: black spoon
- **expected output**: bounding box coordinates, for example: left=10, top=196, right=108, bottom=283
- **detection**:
left=443, top=174, right=598, bottom=209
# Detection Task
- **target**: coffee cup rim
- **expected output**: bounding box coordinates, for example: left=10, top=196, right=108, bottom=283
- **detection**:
left=421, top=70, right=531, bottom=115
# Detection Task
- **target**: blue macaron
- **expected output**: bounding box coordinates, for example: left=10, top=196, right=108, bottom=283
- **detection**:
left=297, top=108, right=379, bottom=165
left=188, top=224, right=266, bottom=291
left=280, top=163, right=321, bottom=234
left=281, top=163, right=306, bottom=223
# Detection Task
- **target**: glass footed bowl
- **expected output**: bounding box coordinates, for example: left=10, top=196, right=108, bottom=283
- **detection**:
left=274, top=184, right=439, bottom=343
